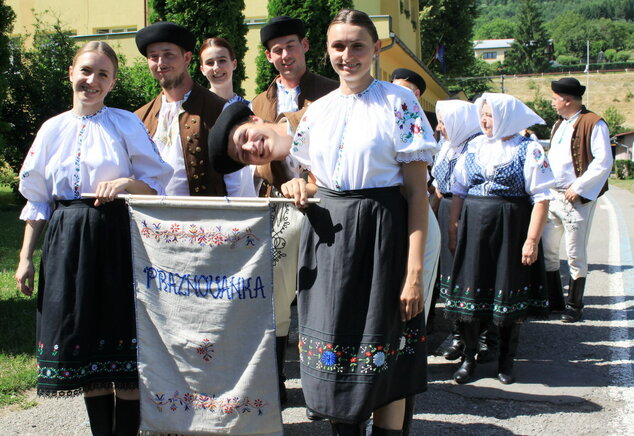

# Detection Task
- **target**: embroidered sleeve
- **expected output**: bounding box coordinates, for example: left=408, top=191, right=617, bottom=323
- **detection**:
left=123, top=116, right=173, bottom=196
left=524, top=141, right=555, bottom=202
left=290, top=112, right=311, bottom=169
left=450, top=153, right=469, bottom=198
left=393, top=95, right=438, bottom=164
left=18, top=125, right=54, bottom=220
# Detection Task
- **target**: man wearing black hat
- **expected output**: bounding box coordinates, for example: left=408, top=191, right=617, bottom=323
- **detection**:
left=251, top=16, right=338, bottom=122
left=134, top=21, right=227, bottom=196
left=542, top=77, right=612, bottom=323
left=391, top=68, right=426, bottom=98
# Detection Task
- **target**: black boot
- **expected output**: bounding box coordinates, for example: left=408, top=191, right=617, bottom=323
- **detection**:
left=546, top=271, right=565, bottom=312
left=497, top=323, right=521, bottom=384
left=84, top=393, right=114, bottom=436
left=561, top=278, right=586, bottom=323
left=476, top=322, right=498, bottom=363
left=401, top=395, right=415, bottom=436
left=330, top=420, right=367, bottom=436
left=114, top=397, right=139, bottom=436
left=443, top=321, right=464, bottom=361
left=275, top=336, right=288, bottom=405
left=453, top=321, right=479, bottom=384
left=372, top=425, right=402, bottom=435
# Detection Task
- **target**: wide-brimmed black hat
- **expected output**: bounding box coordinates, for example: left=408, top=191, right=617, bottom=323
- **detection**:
left=551, top=77, right=586, bottom=97
left=391, top=68, right=427, bottom=94
left=208, top=103, right=253, bottom=175
left=135, top=21, right=195, bottom=56
left=260, top=16, right=305, bottom=47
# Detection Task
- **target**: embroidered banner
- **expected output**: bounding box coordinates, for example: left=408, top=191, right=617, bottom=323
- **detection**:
left=128, top=198, right=282, bottom=435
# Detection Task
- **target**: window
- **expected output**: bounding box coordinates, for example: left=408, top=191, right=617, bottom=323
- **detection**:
left=94, top=27, right=137, bottom=34
left=482, top=52, right=497, bottom=59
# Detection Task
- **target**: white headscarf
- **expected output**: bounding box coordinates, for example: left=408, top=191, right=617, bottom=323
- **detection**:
left=435, top=100, right=481, bottom=147
left=475, top=92, right=545, bottom=141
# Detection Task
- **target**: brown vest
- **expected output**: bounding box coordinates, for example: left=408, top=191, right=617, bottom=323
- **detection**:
left=250, top=71, right=338, bottom=122
left=550, top=106, right=609, bottom=201
left=135, top=82, right=227, bottom=196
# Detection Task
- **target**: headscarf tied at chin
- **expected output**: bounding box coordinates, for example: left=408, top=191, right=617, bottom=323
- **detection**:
left=475, top=92, right=545, bottom=141
left=435, top=100, right=481, bottom=147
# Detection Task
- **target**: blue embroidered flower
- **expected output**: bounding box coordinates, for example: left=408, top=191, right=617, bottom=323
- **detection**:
left=321, top=350, right=336, bottom=367
left=373, top=351, right=386, bottom=367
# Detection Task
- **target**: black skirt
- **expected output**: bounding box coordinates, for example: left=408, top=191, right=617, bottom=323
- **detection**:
left=442, top=195, right=548, bottom=326
left=36, top=200, right=138, bottom=397
left=436, top=195, right=454, bottom=293
left=297, top=187, right=427, bottom=423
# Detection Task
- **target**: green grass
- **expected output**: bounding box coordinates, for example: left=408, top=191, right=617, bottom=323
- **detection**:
left=0, top=185, right=38, bottom=407
left=610, top=178, right=634, bottom=194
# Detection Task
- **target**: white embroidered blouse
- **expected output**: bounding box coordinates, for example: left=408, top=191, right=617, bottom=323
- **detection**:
left=19, top=107, right=173, bottom=221
left=290, top=80, right=438, bottom=191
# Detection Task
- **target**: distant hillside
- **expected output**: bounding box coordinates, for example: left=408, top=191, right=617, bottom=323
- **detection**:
left=476, top=0, right=634, bottom=23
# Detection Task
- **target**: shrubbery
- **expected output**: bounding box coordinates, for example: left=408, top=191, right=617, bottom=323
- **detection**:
left=615, top=160, right=634, bottom=180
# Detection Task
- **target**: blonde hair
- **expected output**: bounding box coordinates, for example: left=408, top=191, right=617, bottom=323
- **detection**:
left=72, top=41, right=119, bottom=77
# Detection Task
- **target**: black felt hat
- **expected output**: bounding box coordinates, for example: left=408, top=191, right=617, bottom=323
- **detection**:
left=135, top=21, right=196, bottom=56
left=208, top=103, right=253, bottom=175
left=260, top=16, right=306, bottom=47
left=391, top=68, right=427, bottom=94
left=551, top=77, right=586, bottom=97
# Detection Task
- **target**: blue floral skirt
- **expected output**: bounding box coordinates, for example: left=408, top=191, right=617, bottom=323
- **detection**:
left=442, top=195, right=549, bottom=326
left=297, top=187, right=427, bottom=423
left=36, top=200, right=138, bottom=397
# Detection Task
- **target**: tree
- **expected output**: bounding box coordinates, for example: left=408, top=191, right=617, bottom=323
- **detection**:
left=255, top=0, right=353, bottom=93
left=524, top=90, right=558, bottom=139
left=474, top=18, right=517, bottom=40
left=419, top=0, right=479, bottom=77
left=503, top=0, right=550, bottom=74
left=603, top=106, right=625, bottom=135
left=0, top=0, right=16, bottom=165
left=149, top=0, right=248, bottom=94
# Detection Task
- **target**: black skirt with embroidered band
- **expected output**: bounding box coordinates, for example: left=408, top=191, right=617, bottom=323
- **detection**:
left=297, top=187, right=427, bottom=423
left=436, top=195, right=455, bottom=294
left=36, top=200, right=138, bottom=397
left=441, top=195, right=549, bottom=326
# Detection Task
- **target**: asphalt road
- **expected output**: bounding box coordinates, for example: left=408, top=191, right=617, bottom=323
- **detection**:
left=2, top=185, right=633, bottom=435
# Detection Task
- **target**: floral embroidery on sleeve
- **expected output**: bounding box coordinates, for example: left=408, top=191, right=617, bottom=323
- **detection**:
left=532, top=146, right=550, bottom=174
left=395, top=101, right=426, bottom=144
left=291, top=115, right=309, bottom=153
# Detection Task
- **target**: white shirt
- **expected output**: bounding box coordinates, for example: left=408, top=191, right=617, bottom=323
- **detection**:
left=291, top=80, right=437, bottom=191
left=548, top=110, right=612, bottom=201
left=275, top=81, right=300, bottom=115
left=19, top=107, right=173, bottom=221
left=153, top=93, right=190, bottom=196
left=452, top=134, right=555, bottom=203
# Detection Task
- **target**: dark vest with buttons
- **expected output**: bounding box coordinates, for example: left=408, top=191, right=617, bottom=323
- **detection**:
left=550, top=107, right=608, bottom=201
left=135, top=82, right=227, bottom=196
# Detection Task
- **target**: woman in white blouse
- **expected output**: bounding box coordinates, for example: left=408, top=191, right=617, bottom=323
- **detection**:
left=199, top=37, right=249, bottom=107
left=443, top=92, right=555, bottom=386
left=15, top=42, right=172, bottom=435
left=282, top=9, right=437, bottom=436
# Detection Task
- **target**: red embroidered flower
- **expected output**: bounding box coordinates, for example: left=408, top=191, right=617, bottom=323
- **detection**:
left=410, top=124, right=421, bottom=134
left=318, top=347, right=323, bottom=353
left=420, top=336, right=426, bottom=343
left=402, top=103, right=408, bottom=111
left=350, top=357, right=357, bottom=363
left=377, top=345, right=383, bottom=351
left=336, top=351, right=342, bottom=356
left=365, top=351, right=372, bottom=357
left=308, top=350, right=313, bottom=356
left=326, top=343, right=333, bottom=349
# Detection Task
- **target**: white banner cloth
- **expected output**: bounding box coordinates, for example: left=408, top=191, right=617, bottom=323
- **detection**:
left=128, top=198, right=282, bottom=435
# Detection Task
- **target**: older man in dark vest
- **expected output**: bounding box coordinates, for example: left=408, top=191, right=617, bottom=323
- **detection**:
left=543, top=77, right=612, bottom=323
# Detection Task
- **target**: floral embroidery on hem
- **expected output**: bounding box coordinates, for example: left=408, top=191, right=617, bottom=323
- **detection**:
left=150, top=392, right=269, bottom=415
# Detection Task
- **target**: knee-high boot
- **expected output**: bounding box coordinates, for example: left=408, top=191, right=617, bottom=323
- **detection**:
left=329, top=420, right=367, bottom=436
left=114, top=397, right=139, bottom=436
left=443, top=321, right=464, bottom=361
left=453, top=321, right=479, bottom=384
left=476, top=322, right=498, bottom=363
left=497, top=323, right=521, bottom=384
left=275, top=336, right=288, bottom=405
left=561, top=277, right=586, bottom=323
left=84, top=393, right=114, bottom=436
left=546, top=271, right=565, bottom=312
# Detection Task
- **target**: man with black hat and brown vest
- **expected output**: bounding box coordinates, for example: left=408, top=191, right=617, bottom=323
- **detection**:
left=543, top=77, right=612, bottom=323
left=251, top=16, right=338, bottom=121
left=134, top=21, right=228, bottom=197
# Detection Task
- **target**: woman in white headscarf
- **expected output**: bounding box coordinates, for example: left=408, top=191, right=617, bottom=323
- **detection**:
left=442, top=93, right=555, bottom=385
left=430, top=100, right=482, bottom=361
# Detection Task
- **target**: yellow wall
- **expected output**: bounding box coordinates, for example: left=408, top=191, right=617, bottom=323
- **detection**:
left=474, top=48, right=507, bottom=64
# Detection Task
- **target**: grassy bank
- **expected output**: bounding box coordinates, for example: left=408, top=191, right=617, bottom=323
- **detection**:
left=0, top=185, right=38, bottom=407
left=610, top=178, right=634, bottom=194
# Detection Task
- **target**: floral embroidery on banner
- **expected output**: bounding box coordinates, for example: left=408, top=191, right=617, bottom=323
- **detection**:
left=140, top=220, right=260, bottom=248
left=270, top=202, right=291, bottom=266
left=298, top=326, right=426, bottom=375
left=395, top=101, right=426, bottom=144
left=196, top=338, right=214, bottom=362
left=150, top=391, right=269, bottom=415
